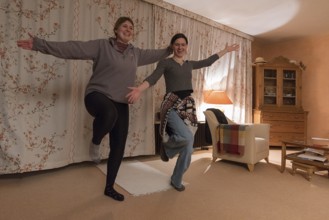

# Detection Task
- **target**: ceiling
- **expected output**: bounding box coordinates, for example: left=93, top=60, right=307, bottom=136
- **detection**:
left=164, top=0, right=329, bottom=43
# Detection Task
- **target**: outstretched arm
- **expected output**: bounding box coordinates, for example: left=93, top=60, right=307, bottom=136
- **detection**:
left=191, top=43, right=240, bottom=69
left=126, top=81, right=150, bottom=104
left=17, top=33, right=34, bottom=50
left=17, top=33, right=99, bottom=60
left=127, top=59, right=166, bottom=103
left=217, top=43, right=240, bottom=58
left=137, top=47, right=172, bottom=66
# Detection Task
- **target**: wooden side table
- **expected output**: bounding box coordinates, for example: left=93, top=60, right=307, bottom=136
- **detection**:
left=281, top=140, right=329, bottom=180
left=291, top=161, right=322, bottom=181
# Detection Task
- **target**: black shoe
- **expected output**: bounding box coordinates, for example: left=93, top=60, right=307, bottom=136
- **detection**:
left=160, top=144, right=169, bottom=162
left=170, top=181, right=185, bottom=192
left=104, top=188, right=124, bottom=201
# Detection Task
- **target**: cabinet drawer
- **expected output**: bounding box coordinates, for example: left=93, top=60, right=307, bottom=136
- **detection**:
left=267, top=121, right=305, bottom=133
left=270, top=133, right=305, bottom=146
left=262, top=112, right=305, bottom=121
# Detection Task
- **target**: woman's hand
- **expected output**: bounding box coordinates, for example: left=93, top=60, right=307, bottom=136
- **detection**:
left=224, top=43, right=240, bottom=53
left=126, top=81, right=150, bottom=104
left=217, top=43, right=240, bottom=57
left=17, top=33, right=34, bottom=50
left=126, top=87, right=142, bottom=104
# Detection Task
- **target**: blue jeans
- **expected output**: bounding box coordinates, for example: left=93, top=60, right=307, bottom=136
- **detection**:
left=165, top=109, right=195, bottom=187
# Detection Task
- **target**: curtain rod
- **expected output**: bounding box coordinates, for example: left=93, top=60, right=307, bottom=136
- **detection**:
left=142, top=0, right=254, bottom=41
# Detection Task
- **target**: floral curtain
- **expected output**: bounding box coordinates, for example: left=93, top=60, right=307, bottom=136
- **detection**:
left=0, top=0, right=252, bottom=174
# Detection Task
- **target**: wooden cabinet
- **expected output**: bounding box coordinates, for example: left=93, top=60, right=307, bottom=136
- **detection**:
left=253, top=56, right=308, bottom=146
left=253, top=109, right=308, bottom=146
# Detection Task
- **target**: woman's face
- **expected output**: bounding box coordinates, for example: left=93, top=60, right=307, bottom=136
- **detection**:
left=115, top=20, right=134, bottom=44
left=172, top=37, right=188, bottom=58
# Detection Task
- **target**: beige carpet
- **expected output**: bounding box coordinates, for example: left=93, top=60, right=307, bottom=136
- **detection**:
left=1, top=148, right=329, bottom=220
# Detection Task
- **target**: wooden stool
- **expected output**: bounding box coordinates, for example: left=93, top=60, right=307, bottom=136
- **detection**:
left=291, top=161, right=321, bottom=181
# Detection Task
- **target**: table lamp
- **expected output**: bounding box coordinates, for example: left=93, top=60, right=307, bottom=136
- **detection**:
left=203, top=90, right=232, bottom=105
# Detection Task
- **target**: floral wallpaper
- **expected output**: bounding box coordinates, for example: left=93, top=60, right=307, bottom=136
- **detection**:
left=0, top=0, right=251, bottom=174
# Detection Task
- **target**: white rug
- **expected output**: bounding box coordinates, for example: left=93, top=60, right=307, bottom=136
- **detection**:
left=97, top=160, right=173, bottom=196
left=97, top=152, right=211, bottom=196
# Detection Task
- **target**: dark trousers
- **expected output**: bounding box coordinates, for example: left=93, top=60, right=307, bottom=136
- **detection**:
left=84, top=91, right=129, bottom=188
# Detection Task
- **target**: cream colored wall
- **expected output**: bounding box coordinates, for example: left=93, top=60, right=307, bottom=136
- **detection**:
left=252, top=34, right=329, bottom=140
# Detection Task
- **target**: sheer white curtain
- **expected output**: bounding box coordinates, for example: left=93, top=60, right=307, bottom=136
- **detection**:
left=203, top=34, right=253, bottom=123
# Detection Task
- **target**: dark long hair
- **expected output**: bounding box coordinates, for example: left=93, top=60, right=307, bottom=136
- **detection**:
left=170, top=33, right=188, bottom=45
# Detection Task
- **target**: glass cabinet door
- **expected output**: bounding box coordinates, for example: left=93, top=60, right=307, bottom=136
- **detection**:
left=253, top=56, right=302, bottom=110
left=282, top=69, right=296, bottom=106
left=263, top=69, right=277, bottom=105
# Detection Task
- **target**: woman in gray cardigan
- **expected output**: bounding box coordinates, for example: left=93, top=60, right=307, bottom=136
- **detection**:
left=127, top=33, right=239, bottom=191
left=17, top=17, right=172, bottom=201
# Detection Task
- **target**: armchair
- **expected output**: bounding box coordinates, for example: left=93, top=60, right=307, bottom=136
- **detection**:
left=204, top=110, right=270, bottom=171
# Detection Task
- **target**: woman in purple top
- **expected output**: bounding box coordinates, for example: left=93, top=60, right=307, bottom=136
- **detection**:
left=17, top=17, right=172, bottom=201
left=127, top=33, right=239, bottom=191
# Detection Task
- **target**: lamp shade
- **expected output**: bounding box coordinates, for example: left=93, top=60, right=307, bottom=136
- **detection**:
left=203, top=90, right=232, bottom=104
